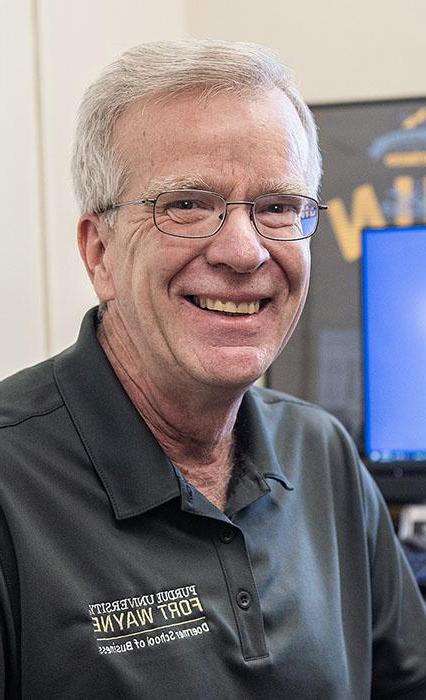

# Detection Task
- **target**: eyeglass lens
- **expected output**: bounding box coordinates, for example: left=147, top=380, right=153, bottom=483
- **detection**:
left=153, top=190, right=318, bottom=239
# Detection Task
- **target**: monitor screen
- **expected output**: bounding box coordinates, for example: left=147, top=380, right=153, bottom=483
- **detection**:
left=362, top=224, right=426, bottom=498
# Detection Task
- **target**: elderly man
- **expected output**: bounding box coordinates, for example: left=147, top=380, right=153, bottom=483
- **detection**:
left=0, top=40, right=425, bottom=698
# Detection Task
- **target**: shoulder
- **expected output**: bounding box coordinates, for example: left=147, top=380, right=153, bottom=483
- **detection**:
left=249, top=384, right=332, bottom=416
left=246, top=384, right=366, bottom=496
left=0, top=357, right=63, bottom=430
left=248, top=384, right=352, bottom=445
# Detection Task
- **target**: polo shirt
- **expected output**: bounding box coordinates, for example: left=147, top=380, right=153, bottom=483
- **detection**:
left=0, top=307, right=425, bottom=699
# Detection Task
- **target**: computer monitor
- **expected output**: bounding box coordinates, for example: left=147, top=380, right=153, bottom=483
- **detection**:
left=362, top=224, right=426, bottom=502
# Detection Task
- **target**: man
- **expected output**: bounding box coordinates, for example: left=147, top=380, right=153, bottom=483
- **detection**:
left=0, top=40, right=425, bottom=698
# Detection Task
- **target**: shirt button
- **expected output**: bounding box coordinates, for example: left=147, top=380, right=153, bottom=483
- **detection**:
left=236, top=590, right=252, bottom=610
left=186, top=484, right=193, bottom=502
left=220, top=528, right=235, bottom=544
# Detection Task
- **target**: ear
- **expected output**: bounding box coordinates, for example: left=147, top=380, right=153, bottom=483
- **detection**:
left=77, top=214, right=115, bottom=302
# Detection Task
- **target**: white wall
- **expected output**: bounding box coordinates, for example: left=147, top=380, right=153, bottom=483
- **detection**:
left=0, top=0, right=46, bottom=376
left=187, top=0, right=426, bottom=103
left=1, top=0, right=425, bottom=377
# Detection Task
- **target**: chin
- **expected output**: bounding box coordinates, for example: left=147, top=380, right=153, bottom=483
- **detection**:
left=196, top=346, right=271, bottom=389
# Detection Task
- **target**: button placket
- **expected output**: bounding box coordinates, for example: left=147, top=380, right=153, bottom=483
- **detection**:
left=214, top=525, right=268, bottom=660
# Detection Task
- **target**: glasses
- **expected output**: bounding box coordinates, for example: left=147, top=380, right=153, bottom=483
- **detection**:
left=106, top=189, right=327, bottom=241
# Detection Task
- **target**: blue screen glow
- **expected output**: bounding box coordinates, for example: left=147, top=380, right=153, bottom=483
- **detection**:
left=362, top=225, right=426, bottom=463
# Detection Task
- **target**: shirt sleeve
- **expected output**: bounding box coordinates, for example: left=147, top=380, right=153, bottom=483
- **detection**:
left=360, top=467, right=426, bottom=698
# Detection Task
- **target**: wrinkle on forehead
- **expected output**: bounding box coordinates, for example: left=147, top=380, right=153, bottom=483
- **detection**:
left=115, top=89, right=310, bottom=198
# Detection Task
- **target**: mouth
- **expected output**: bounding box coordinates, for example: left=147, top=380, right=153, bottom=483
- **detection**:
left=186, top=296, right=265, bottom=315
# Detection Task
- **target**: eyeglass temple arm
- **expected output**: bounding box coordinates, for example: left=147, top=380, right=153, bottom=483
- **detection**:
left=318, top=204, right=328, bottom=211
left=104, top=197, right=156, bottom=212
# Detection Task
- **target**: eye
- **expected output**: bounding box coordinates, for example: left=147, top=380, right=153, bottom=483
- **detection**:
left=265, top=201, right=295, bottom=214
left=162, top=196, right=214, bottom=214
left=167, top=199, right=199, bottom=210
left=155, top=191, right=220, bottom=230
left=255, top=195, right=303, bottom=228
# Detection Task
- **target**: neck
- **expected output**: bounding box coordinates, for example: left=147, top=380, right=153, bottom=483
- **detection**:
left=97, top=309, right=245, bottom=510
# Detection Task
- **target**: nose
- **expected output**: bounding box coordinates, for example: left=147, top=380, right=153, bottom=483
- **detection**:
left=204, top=204, right=270, bottom=273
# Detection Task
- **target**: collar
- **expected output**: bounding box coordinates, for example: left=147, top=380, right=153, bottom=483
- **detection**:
left=54, top=308, right=292, bottom=520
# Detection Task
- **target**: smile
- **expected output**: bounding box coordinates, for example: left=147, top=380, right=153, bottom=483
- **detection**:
left=189, top=296, right=261, bottom=315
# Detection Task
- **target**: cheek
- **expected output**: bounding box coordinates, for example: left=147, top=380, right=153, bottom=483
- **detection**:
left=272, top=241, right=311, bottom=294
left=140, top=237, right=208, bottom=296
left=125, top=242, right=193, bottom=315
left=293, top=242, right=311, bottom=286
left=107, top=228, right=153, bottom=299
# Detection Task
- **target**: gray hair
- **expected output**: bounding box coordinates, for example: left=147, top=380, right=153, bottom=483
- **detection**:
left=71, top=39, right=322, bottom=223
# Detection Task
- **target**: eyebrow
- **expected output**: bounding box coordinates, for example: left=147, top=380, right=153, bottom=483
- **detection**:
left=142, top=174, right=309, bottom=199
left=259, top=177, right=308, bottom=196
left=142, top=175, right=211, bottom=198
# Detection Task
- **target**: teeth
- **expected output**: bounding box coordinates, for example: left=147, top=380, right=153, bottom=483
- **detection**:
left=194, top=297, right=260, bottom=314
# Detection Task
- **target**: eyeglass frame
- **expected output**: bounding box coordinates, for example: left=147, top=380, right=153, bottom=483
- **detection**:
left=102, top=189, right=328, bottom=241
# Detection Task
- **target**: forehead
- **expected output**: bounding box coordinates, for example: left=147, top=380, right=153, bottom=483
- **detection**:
left=114, top=88, right=309, bottom=194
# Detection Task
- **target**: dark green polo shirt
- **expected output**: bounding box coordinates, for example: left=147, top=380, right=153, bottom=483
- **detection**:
left=0, top=308, right=425, bottom=698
